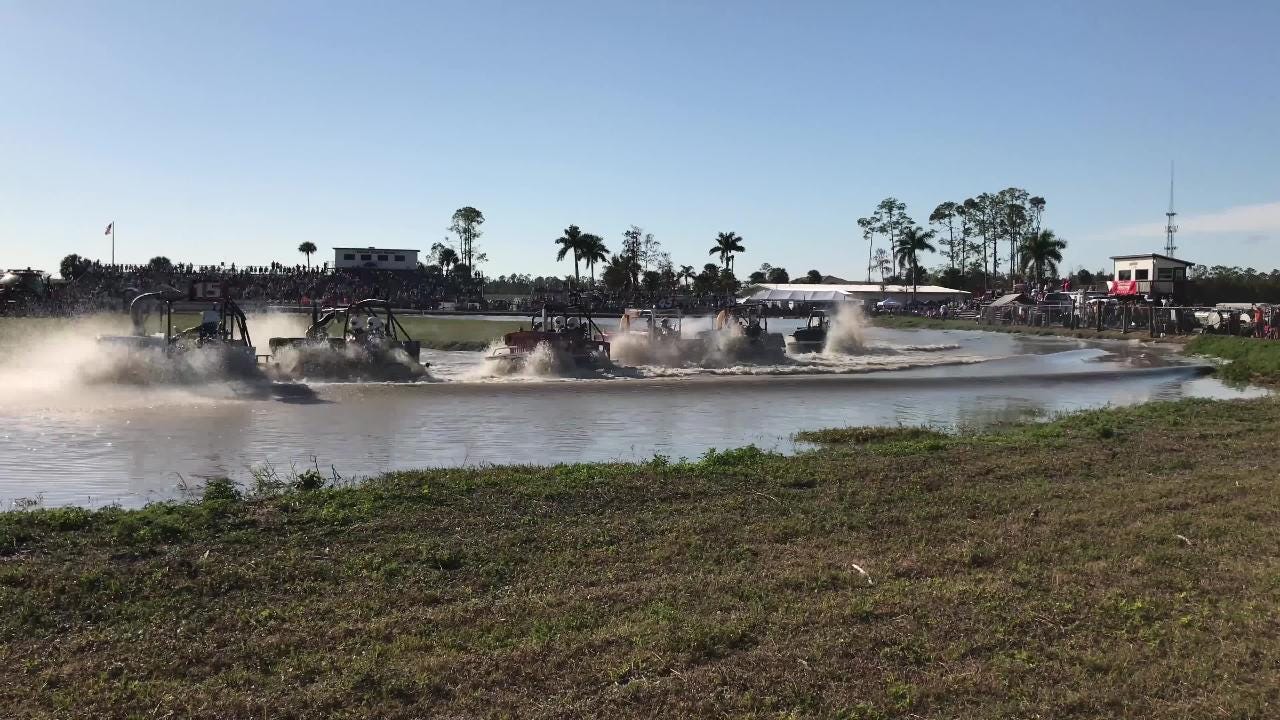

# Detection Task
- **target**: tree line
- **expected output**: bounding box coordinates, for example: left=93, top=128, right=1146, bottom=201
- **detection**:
left=57, top=195, right=1067, bottom=304
left=858, top=188, right=1067, bottom=295
left=545, top=225, right=754, bottom=298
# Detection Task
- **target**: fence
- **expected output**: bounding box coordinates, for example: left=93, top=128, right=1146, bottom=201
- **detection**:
left=978, top=303, right=1272, bottom=338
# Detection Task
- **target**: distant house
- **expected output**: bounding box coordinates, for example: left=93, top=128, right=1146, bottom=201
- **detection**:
left=1109, top=253, right=1193, bottom=300
left=334, top=247, right=419, bottom=271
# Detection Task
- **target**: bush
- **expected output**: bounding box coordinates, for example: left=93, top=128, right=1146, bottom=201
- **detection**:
left=201, top=478, right=241, bottom=504
left=292, top=469, right=325, bottom=492
left=1187, top=335, right=1280, bottom=384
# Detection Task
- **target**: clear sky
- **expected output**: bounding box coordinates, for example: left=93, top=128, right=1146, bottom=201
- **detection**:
left=3, top=0, right=1279, bottom=279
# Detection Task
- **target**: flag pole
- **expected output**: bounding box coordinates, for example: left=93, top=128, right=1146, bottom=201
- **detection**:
left=111, top=222, right=115, bottom=266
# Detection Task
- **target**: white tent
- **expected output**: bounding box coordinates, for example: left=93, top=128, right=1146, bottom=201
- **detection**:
left=747, top=288, right=849, bottom=303
left=744, top=283, right=969, bottom=305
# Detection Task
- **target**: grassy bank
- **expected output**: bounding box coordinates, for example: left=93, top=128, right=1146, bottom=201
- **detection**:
left=397, top=316, right=524, bottom=351
left=3, top=398, right=1280, bottom=718
left=871, top=314, right=1184, bottom=342
left=1186, top=335, right=1280, bottom=385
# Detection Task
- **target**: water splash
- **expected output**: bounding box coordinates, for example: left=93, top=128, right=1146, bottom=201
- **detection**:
left=267, top=341, right=430, bottom=382
left=0, top=315, right=274, bottom=409
left=475, top=340, right=575, bottom=379
left=522, top=341, right=571, bottom=376
left=823, top=303, right=870, bottom=355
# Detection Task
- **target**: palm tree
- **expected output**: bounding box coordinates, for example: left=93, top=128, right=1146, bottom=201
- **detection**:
left=436, top=246, right=459, bottom=271
left=554, top=225, right=585, bottom=286
left=298, top=241, right=317, bottom=268
left=708, top=231, right=745, bottom=273
left=894, top=225, right=937, bottom=303
left=1020, top=229, right=1067, bottom=284
left=578, top=233, right=609, bottom=285
left=677, top=265, right=696, bottom=289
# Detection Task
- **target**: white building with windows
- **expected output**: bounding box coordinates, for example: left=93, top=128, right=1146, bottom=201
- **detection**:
left=334, top=247, right=419, bottom=271
left=1110, top=253, right=1192, bottom=283
left=1110, top=253, right=1193, bottom=297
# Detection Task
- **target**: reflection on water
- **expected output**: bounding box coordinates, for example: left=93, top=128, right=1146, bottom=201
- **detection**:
left=0, top=327, right=1264, bottom=507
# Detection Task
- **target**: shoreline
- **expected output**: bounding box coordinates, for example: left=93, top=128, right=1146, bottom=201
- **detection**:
left=866, top=315, right=1280, bottom=387
left=870, top=314, right=1194, bottom=343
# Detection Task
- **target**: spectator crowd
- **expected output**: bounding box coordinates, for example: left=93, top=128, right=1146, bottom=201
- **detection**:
left=41, top=261, right=453, bottom=314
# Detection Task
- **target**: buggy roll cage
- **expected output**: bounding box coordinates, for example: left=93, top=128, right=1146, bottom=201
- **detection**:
left=618, top=307, right=683, bottom=335
left=716, top=302, right=770, bottom=332
left=128, top=292, right=253, bottom=347
left=306, top=298, right=414, bottom=342
left=526, top=303, right=608, bottom=340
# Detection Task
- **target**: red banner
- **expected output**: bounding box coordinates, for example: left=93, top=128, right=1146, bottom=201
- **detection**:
left=1108, top=280, right=1138, bottom=296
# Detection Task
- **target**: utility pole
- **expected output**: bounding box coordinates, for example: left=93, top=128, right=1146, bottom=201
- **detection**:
left=1164, top=162, right=1178, bottom=257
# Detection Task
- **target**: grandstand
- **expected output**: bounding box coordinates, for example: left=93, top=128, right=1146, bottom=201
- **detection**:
left=42, top=260, right=450, bottom=314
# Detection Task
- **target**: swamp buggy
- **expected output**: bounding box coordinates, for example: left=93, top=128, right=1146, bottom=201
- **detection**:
left=266, top=299, right=426, bottom=379
left=486, top=304, right=611, bottom=369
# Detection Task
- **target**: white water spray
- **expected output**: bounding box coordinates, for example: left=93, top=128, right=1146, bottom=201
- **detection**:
left=0, top=314, right=274, bottom=409
left=823, top=303, right=870, bottom=355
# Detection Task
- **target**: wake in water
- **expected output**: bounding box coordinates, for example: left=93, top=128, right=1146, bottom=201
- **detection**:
left=267, top=342, right=431, bottom=383
left=84, top=342, right=265, bottom=386
left=472, top=340, right=580, bottom=380
left=636, top=355, right=990, bottom=378
left=610, top=312, right=795, bottom=370
left=608, top=332, right=702, bottom=367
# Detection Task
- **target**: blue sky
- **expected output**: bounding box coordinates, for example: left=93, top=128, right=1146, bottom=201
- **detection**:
left=3, top=0, right=1279, bottom=278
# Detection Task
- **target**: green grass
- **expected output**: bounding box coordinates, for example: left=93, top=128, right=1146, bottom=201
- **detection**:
left=396, top=316, right=525, bottom=351
left=1186, top=335, right=1280, bottom=385
left=2, top=397, right=1280, bottom=717
left=795, top=426, right=946, bottom=445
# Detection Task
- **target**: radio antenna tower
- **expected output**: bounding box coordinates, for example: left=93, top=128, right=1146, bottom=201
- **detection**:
left=1164, top=161, right=1178, bottom=257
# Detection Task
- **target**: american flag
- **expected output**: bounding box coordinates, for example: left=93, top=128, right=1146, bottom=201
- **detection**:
left=104, top=222, right=113, bottom=235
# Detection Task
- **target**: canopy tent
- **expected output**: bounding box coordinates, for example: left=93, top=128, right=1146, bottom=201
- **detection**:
left=743, top=282, right=971, bottom=306
left=988, top=292, right=1033, bottom=307
left=745, top=288, right=850, bottom=303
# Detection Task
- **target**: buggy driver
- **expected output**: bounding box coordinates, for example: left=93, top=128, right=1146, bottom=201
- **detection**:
left=199, top=304, right=220, bottom=339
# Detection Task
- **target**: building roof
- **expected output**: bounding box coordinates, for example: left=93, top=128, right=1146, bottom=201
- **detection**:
left=745, top=283, right=970, bottom=303
left=748, top=288, right=847, bottom=302
left=1109, top=253, right=1194, bottom=266
left=333, top=247, right=420, bottom=253
left=755, top=283, right=970, bottom=295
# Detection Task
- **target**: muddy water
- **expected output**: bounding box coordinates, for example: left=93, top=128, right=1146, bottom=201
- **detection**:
left=0, top=321, right=1263, bottom=507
